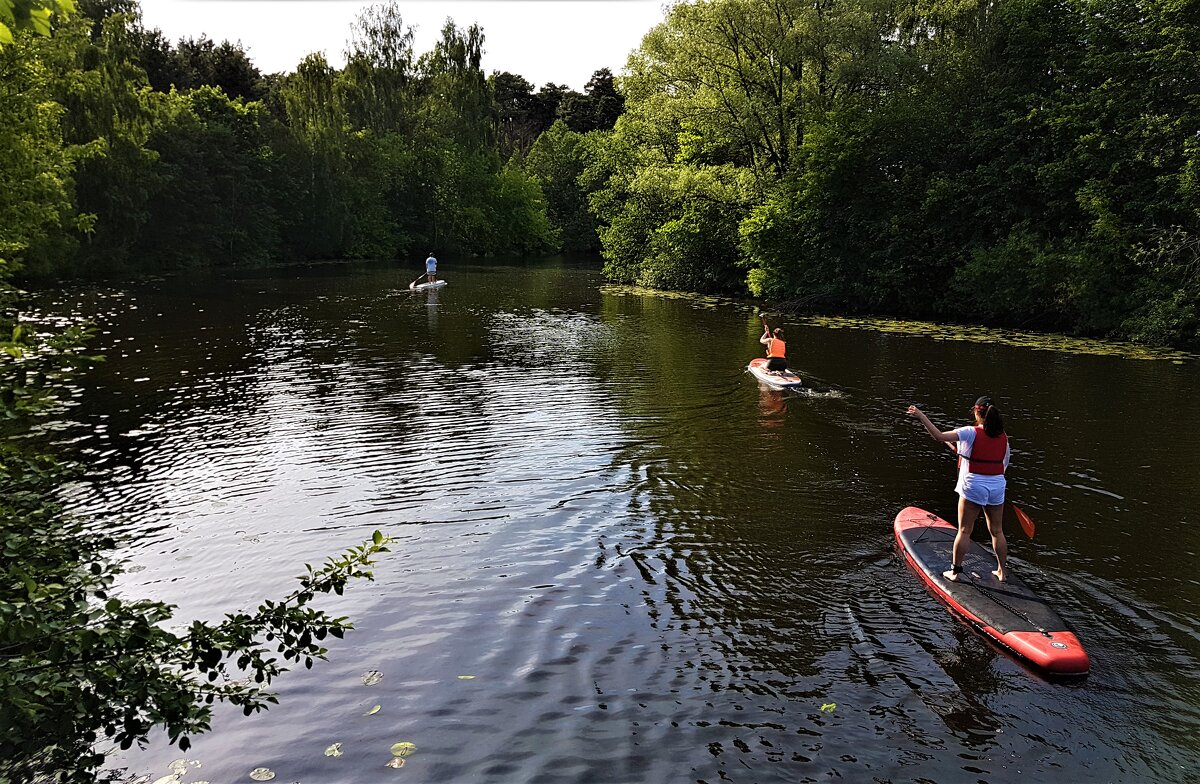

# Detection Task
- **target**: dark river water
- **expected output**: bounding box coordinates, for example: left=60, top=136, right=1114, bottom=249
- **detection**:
left=32, top=258, right=1200, bottom=783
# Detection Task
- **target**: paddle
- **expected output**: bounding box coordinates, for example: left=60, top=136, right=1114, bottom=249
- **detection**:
left=1010, top=503, right=1037, bottom=539
left=940, top=441, right=1036, bottom=539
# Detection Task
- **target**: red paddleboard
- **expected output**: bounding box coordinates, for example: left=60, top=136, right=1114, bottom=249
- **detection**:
left=894, top=506, right=1089, bottom=676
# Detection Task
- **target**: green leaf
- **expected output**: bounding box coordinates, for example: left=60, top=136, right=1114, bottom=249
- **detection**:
left=28, top=7, right=51, bottom=35
left=389, top=742, right=417, bottom=758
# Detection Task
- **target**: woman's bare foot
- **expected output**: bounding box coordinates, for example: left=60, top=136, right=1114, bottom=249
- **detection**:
left=943, top=566, right=963, bottom=582
left=992, top=567, right=1007, bottom=582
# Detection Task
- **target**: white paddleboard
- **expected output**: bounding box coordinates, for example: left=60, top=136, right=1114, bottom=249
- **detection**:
left=747, top=357, right=803, bottom=388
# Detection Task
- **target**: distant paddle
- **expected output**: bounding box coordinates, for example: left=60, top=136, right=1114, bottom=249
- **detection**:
left=409, top=274, right=424, bottom=289
left=941, top=441, right=1035, bottom=539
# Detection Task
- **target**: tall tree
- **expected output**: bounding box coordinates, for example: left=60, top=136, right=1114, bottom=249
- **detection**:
left=491, top=70, right=542, bottom=159
left=558, top=68, right=625, bottom=133
left=0, top=26, right=80, bottom=275
left=419, top=19, right=494, bottom=150
left=340, top=0, right=416, bottom=135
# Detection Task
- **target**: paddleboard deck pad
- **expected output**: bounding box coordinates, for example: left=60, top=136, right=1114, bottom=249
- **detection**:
left=411, top=280, right=447, bottom=291
left=894, top=506, right=1089, bottom=675
left=747, top=357, right=804, bottom=388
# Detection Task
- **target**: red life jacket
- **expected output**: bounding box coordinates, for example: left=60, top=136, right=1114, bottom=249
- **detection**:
left=962, top=426, right=1007, bottom=475
left=766, top=338, right=786, bottom=358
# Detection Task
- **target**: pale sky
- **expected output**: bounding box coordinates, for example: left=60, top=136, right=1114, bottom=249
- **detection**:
left=138, top=0, right=669, bottom=91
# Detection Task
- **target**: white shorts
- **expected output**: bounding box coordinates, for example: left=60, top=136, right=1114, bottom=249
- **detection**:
left=960, top=479, right=1006, bottom=507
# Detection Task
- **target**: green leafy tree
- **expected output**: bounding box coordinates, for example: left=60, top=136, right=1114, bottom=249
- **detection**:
left=278, top=52, right=356, bottom=258
left=418, top=19, right=494, bottom=151
left=40, top=8, right=161, bottom=274
left=0, top=19, right=90, bottom=276
left=133, top=86, right=280, bottom=268
left=340, top=0, right=417, bottom=136
left=524, top=120, right=597, bottom=251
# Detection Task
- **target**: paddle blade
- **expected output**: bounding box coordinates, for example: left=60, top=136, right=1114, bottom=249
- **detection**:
left=1012, top=504, right=1036, bottom=539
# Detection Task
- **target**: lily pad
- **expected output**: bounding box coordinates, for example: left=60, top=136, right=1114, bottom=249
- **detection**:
left=820, top=703, right=837, bottom=712
left=365, top=705, right=381, bottom=716
left=248, top=768, right=276, bottom=781
left=168, top=759, right=200, bottom=775
left=457, top=675, right=476, bottom=680
left=325, top=742, right=344, bottom=757
left=389, top=741, right=417, bottom=758
left=361, top=670, right=384, bottom=686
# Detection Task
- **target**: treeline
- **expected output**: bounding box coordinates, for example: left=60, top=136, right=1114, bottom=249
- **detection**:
left=4, top=0, right=1199, bottom=349
left=1, top=0, right=620, bottom=279
left=589, top=0, right=1200, bottom=348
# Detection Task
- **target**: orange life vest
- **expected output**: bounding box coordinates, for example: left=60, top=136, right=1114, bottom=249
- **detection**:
left=766, top=338, right=786, bottom=359
left=962, top=426, right=1007, bottom=475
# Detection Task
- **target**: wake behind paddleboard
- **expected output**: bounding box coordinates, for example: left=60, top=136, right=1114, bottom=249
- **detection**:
left=410, top=279, right=447, bottom=291
left=894, top=506, right=1089, bottom=676
left=747, top=357, right=804, bottom=389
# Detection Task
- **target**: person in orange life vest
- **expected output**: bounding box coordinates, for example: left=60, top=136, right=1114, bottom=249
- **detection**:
left=906, top=396, right=1011, bottom=583
left=759, top=326, right=787, bottom=373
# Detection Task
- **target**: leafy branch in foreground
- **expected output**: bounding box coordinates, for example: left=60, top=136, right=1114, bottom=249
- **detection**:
left=0, top=290, right=393, bottom=783
left=0, top=0, right=76, bottom=46
left=0, top=456, right=392, bottom=784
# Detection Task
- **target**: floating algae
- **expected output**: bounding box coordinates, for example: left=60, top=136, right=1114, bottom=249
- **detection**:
left=797, top=314, right=1196, bottom=360
left=600, top=285, right=1196, bottom=361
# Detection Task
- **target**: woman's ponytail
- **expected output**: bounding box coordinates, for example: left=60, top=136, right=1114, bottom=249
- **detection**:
left=983, top=405, right=1005, bottom=438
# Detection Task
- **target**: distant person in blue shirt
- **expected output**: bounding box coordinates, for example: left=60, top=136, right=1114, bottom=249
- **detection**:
left=424, top=253, right=438, bottom=284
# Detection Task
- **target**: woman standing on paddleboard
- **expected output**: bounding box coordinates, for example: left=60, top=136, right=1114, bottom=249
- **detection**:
left=906, top=397, right=1010, bottom=582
